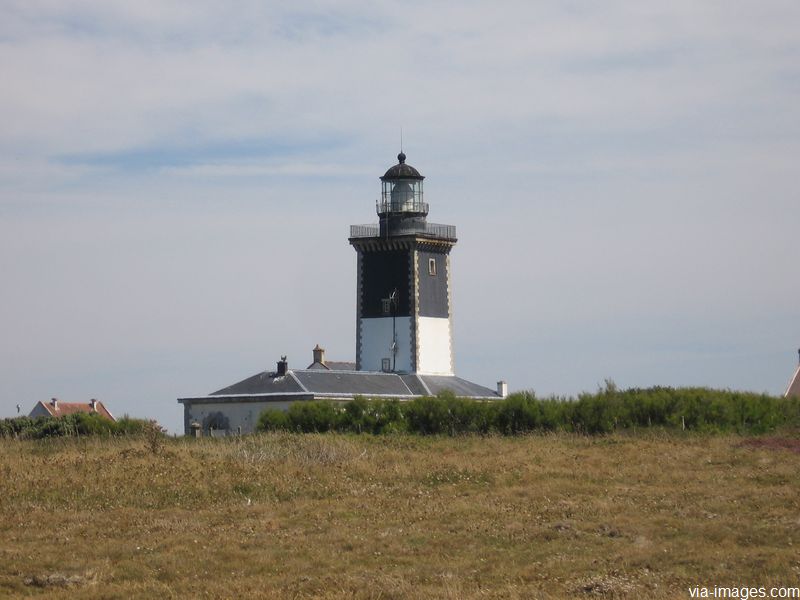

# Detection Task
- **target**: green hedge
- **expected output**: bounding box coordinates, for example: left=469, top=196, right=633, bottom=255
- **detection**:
left=257, top=386, right=800, bottom=436
left=0, top=413, right=157, bottom=439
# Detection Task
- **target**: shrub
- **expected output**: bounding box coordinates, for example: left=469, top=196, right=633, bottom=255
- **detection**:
left=258, top=409, right=291, bottom=431
left=0, top=414, right=156, bottom=439
left=252, top=387, right=800, bottom=437
left=495, top=392, right=543, bottom=434
left=371, top=399, right=406, bottom=434
left=341, top=396, right=372, bottom=433
left=403, top=395, right=453, bottom=435
left=285, top=401, right=340, bottom=433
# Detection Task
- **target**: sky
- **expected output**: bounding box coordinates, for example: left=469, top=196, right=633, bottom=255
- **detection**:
left=1, top=1, right=799, bottom=433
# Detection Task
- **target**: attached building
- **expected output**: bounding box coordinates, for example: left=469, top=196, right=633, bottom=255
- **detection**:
left=179, top=353, right=501, bottom=435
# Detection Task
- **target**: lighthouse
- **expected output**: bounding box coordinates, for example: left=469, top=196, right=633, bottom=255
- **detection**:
left=350, top=153, right=457, bottom=374
left=178, top=151, right=505, bottom=436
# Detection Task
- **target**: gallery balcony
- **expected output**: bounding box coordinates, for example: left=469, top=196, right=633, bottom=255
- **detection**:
left=349, top=222, right=457, bottom=241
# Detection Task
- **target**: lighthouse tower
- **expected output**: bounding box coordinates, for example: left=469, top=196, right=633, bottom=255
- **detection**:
left=349, top=153, right=456, bottom=374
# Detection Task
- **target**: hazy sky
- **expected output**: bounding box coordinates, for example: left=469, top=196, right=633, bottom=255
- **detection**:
left=1, top=1, right=799, bottom=432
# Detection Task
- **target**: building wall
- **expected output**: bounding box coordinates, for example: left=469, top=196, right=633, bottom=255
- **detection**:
left=182, top=400, right=295, bottom=435
left=416, top=316, right=453, bottom=375
left=416, top=249, right=449, bottom=318
left=29, top=403, right=51, bottom=418
left=359, top=316, right=413, bottom=372
left=360, top=249, right=411, bottom=317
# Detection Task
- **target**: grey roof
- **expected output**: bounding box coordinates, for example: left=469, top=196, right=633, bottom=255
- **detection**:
left=295, top=370, right=416, bottom=396
left=306, top=360, right=357, bottom=371
left=211, top=371, right=304, bottom=396
left=180, top=368, right=500, bottom=403
left=399, top=374, right=430, bottom=395
left=421, top=375, right=499, bottom=398
left=326, top=361, right=357, bottom=371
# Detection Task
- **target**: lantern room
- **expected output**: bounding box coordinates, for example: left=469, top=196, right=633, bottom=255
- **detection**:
left=378, top=152, right=428, bottom=215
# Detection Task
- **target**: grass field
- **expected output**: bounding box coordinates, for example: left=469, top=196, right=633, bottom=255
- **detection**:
left=0, top=432, right=798, bottom=598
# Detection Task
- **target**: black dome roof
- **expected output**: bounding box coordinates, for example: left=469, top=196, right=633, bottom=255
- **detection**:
left=381, top=152, right=424, bottom=180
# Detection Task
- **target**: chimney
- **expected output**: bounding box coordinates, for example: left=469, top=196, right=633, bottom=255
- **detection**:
left=497, top=381, right=508, bottom=398
left=51, top=397, right=59, bottom=411
left=89, top=399, right=97, bottom=412
left=313, top=344, right=325, bottom=366
left=797, top=348, right=800, bottom=365
left=277, top=356, right=288, bottom=376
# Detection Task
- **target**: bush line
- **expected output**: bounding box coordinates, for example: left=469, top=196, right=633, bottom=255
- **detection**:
left=0, top=413, right=158, bottom=439
left=258, top=385, right=800, bottom=436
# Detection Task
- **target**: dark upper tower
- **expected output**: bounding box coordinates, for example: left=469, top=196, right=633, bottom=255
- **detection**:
left=349, top=153, right=457, bottom=374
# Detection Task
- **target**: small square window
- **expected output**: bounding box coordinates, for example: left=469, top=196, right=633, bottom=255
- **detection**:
left=381, top=358, right=391, bottom=372
left=428, top=258, right=437, bottom=276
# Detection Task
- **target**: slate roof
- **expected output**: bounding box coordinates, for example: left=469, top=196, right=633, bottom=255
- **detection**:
left=211, top=372, right=303, bottom=396
left=295, top=370, right=417, bottom=396
left=307, top=360, right=357, bottom=371
left=421, top=375, right=501, bottom=398
left=399, top=374, right=430, bottom=395
left=785, top=365, right=800, bottom=398
left=180, top=369, right=499, bottom=403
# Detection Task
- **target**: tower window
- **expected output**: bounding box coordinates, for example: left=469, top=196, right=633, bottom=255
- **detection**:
left=382, top=298, right=392, bottom=315
left=428, top=258, right=437, bottom=276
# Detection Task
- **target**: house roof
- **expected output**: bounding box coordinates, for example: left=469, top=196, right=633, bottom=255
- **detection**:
left=180, top=368, right=499, bottom=403
left=32, top=400, right=115, bottom=421
left=306, top=360, right=357, bottom=371
left=419, top=375, right=501, bottom=397
left=210, top=371, right=304, bottom=396
left=785, top=365, right=800, bottom=398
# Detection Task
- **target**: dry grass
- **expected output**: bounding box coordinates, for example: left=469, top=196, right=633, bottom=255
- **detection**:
left=0, top=432, right=798, bottom=598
